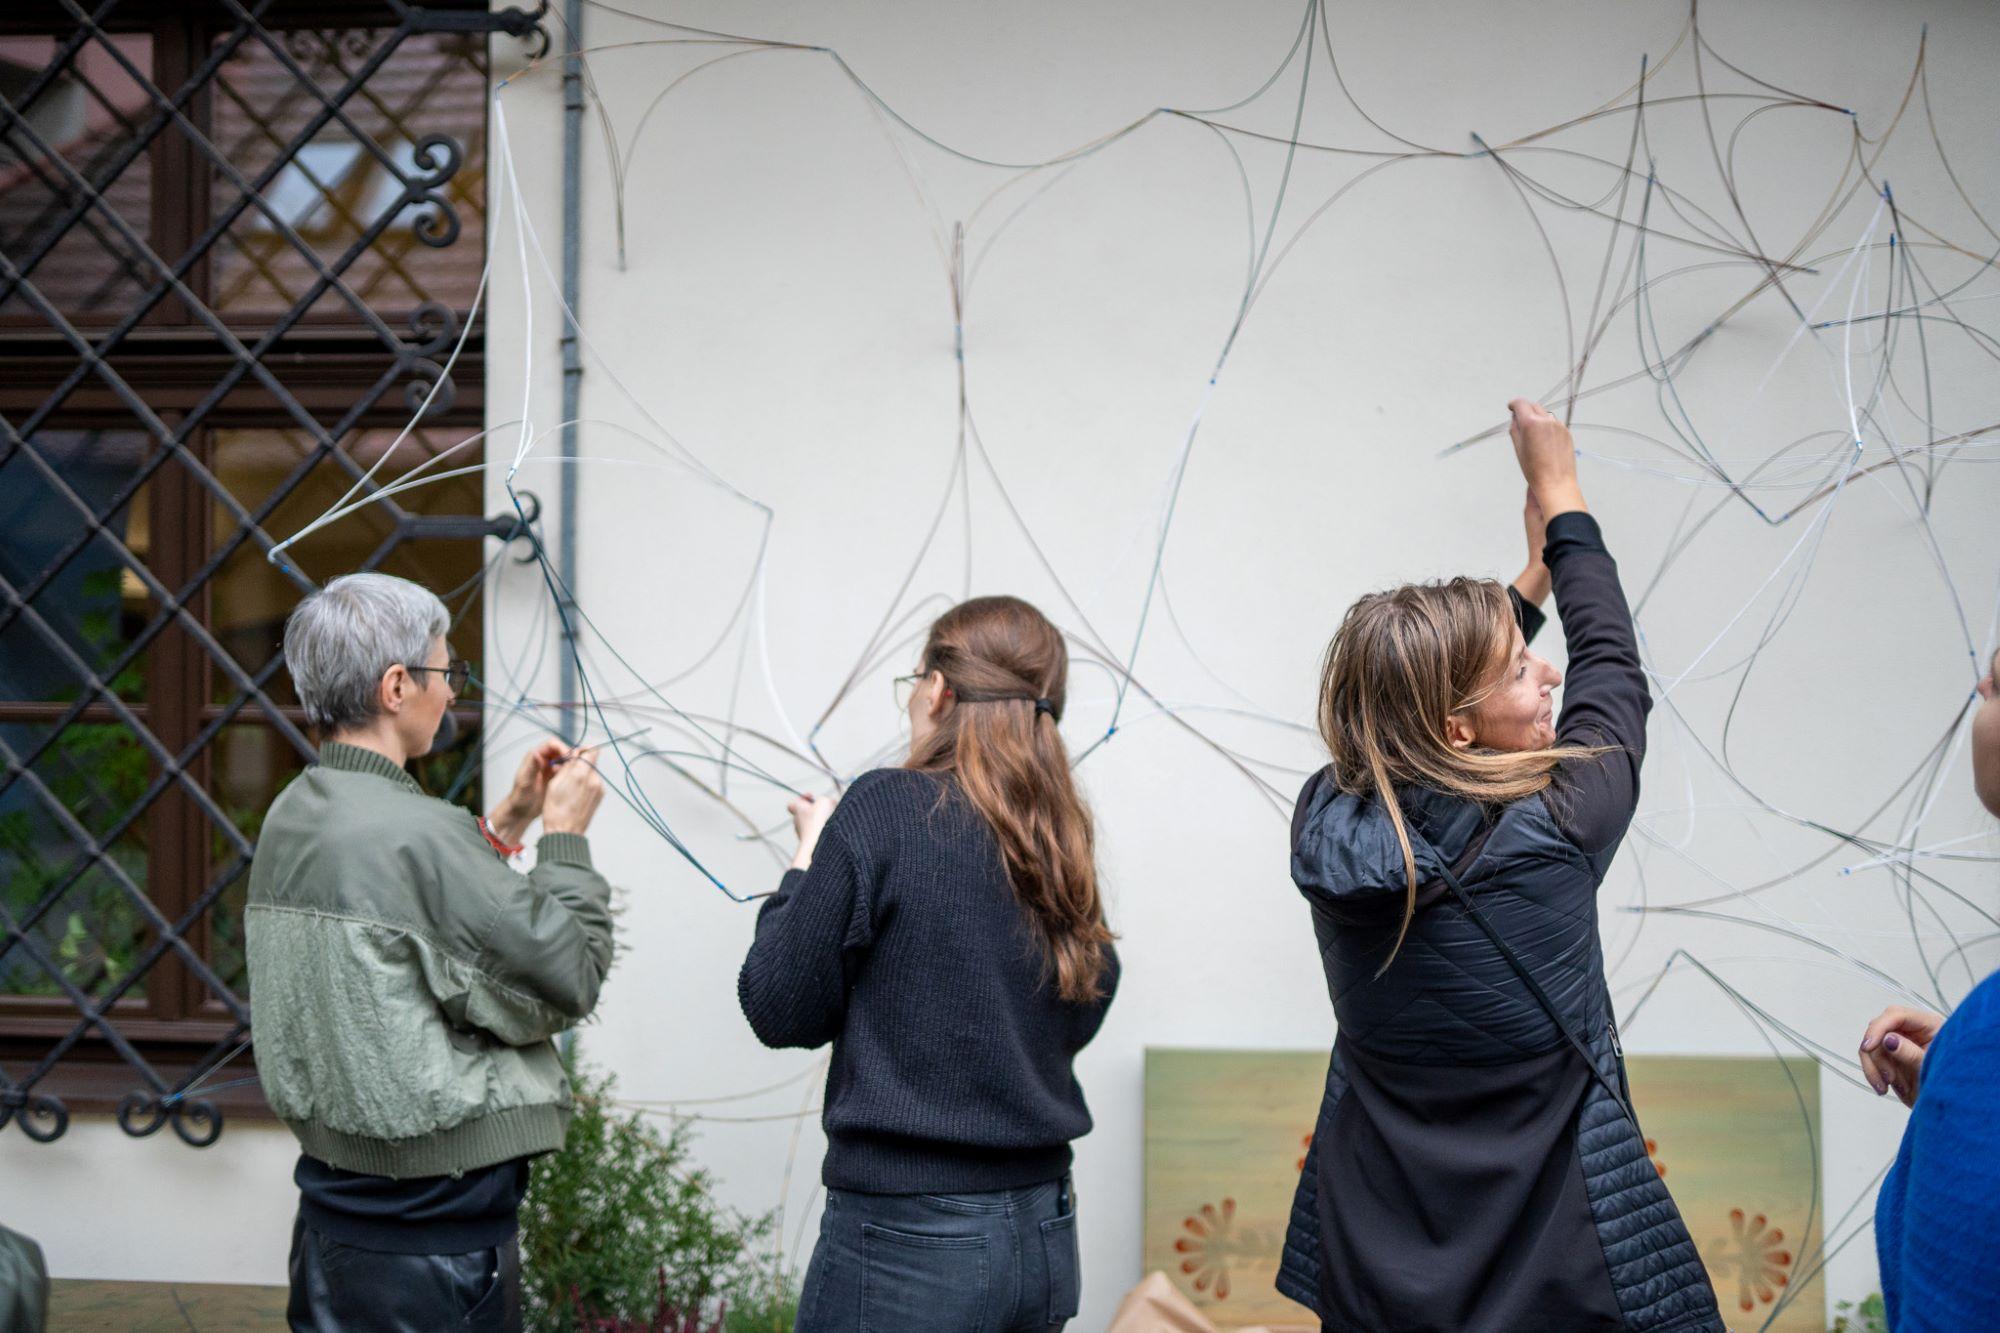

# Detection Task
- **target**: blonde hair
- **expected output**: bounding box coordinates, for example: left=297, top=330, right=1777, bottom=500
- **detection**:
left=1317, top=577, right=1603, bottom=970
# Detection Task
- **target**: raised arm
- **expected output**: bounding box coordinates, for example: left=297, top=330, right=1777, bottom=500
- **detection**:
left=738, top=794, right=876, bottom=1050
left=459, top=832, right=616, bottom=1043
left=1509, top=486, right=1551, bottom=643
left=1545, top=513, right=1648, bottom=759
left=1509, top=585, right=1546, bottom=648
left=436, top=754, right=616, bottom=1046
left=1508, top=399, right=1650, bottom=853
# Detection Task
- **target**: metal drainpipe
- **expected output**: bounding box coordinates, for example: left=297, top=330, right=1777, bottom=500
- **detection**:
left=557, top=0, right=584, bottom=747
left=556, top=0, right=585, bottom=1064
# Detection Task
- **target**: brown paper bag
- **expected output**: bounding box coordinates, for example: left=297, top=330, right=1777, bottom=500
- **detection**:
left=1104, top=1270, right=1316, bottom=1333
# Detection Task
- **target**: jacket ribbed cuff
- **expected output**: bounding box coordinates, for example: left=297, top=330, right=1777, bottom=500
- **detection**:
left=289, top=1102, right=570, bottom=1179
left=537, top=832, right=592, bottom=869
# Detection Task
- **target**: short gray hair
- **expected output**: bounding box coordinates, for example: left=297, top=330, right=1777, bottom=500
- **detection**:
left=284, top=572, right=450, bottom=731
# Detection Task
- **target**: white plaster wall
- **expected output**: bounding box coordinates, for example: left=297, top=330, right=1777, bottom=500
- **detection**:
left=0, top=1119, right=298, bottom=1282
left=472, top=3, right=2000, bottom=1329
left=8, top=4, right=1997, bottom=1327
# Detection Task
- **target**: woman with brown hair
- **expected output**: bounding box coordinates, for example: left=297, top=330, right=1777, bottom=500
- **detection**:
left=738, top=595, right=1116, bottom=1333
left=1274, top=401, right=1722, bottom=1332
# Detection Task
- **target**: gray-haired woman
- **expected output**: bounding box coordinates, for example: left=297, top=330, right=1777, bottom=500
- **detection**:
left=247, top=571, right=611, bottom=1333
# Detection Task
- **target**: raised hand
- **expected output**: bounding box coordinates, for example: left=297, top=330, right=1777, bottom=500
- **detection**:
left=787, top=792, right=839, bottom=871
left=487, top=739, right=571, bottom=844
left=1859, top=1005, right=1945, bottom=1108
left=1507, top=398, right=1586, bottom=519
left=543, top=747, right=605, bottom=836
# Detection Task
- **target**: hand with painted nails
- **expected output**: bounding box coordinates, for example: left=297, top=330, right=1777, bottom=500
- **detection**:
left=1859, top=1006, right=1946, bottom=1108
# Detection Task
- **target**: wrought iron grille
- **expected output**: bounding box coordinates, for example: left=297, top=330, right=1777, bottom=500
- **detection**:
left=0, top=0, right=544, bottom=1147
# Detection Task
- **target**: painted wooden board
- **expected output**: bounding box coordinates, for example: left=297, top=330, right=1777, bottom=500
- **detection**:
left=1143, top=1049, right=1824, bottom=1329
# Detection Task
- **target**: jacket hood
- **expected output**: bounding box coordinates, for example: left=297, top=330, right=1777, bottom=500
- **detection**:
left=1289, top=767, right=1490, bottom=901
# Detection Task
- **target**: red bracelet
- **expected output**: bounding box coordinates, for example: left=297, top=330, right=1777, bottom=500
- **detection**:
left=478, top=816, right=525, bottom=858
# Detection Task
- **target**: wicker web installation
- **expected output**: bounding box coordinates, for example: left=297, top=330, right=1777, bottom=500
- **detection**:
left=271, top=3, right=2000, bottom=1319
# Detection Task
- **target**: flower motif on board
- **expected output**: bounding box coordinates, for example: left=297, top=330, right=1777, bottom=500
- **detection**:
left=1175, top=1198, right=1241, bottom=1300
left=1704, top=1208, right=1794, bottom=1313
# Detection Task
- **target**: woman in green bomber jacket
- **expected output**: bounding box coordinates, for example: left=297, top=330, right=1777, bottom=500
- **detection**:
left=246, top=571, right=611, bottom=1333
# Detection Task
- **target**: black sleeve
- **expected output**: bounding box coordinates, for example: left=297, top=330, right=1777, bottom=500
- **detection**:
left=1065, top=941, right=1120, bottom=1049
left=736, top=821, right=877, bottom=1050
left=1541, top=511, right=1651, bottom=855
left=1509, top=585, right=1546, bottom=647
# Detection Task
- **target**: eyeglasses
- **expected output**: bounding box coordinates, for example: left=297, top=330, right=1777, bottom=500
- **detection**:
left=892, top=672, right=925, bottom=712
left=407, top=659, right=473, bottom=693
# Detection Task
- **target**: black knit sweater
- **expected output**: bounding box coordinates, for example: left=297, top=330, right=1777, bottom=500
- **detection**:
left=737, top=768, right=1118, bottom=1194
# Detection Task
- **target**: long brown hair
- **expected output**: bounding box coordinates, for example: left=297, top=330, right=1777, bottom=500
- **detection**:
left=906, top=596, right=1113, bottom=1002
left=1317, top=577, right=1603, bottom=969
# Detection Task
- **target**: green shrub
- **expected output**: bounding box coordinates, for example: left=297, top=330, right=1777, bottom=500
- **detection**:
left=1831, top=1293, right=1887, bottom=1333
left=519, top=1053, right=795, bottom=1332
left=720, top=1274, right=799, bottom=1333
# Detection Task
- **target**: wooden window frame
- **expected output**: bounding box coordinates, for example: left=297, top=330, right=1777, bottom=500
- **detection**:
left=0, top=0, right=518, bottom=1131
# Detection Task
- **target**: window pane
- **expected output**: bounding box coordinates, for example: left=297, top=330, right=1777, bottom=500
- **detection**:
left=208, top=27, right=487, bottom=322
left=0, top=429, right=156, bottom=704
left=205, top=722, right=307, bottom=997
left=207, top=425, right=486, bottom=709
left=0, top=721, right=151, bottom=999
left=204, top=716, right=481, bottom=997
left=411, top=712, right=484, bottom=818
left=0, top=33, right=159, bottom=326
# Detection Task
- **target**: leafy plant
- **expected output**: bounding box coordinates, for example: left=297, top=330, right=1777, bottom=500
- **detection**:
left=572, top=1271, right=725, bottom=1333
left=720, top=1277, right=799, bottom=1333
left=520, top=1052, right=792, bottom=1333
left=0, top=567, right=149, bottom=998
left=1831, top=1292, right=1887, bottom=1333
left=0, top=562, right=487, bottom=1001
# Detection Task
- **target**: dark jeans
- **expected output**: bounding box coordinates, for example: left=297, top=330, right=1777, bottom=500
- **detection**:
left=286, top=1214, right=520, bottom=1332
left=795, top=1176, right=1081, bottom=1333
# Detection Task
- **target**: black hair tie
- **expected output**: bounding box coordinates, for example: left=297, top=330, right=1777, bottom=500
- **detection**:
left=957, top=687, right=1059, bottom=721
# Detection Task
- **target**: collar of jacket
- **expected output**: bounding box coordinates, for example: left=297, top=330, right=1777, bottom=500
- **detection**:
left=316, top=740, right=422, bottom=793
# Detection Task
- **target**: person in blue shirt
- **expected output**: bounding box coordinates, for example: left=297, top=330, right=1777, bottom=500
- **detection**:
left=1859, top=643, right=2000, bottom=1331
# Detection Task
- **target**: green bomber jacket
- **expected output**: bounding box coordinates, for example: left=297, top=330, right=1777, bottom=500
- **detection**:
left=246, top=741, right=615, bottom=1178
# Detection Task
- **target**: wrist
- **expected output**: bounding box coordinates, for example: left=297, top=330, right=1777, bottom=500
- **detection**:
left=477, top=814, right=526, bottom=858
left=790, top=826, right=827, bottom=871
left=1533, top=481, right=1586, bottom=518
left=485, top=803, right=530, bottom=845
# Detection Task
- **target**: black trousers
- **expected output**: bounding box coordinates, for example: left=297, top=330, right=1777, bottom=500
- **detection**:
left=286, top=1214, right=521, bottom=1332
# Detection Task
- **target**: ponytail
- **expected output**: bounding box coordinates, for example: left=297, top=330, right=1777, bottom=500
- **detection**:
left=907, top=597, right=1113, bottom=1001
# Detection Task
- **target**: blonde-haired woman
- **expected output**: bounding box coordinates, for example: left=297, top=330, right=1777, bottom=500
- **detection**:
left=739, top=596, right=1116, bottom=1333
left=1275, top=402, right=1722, bottom=1332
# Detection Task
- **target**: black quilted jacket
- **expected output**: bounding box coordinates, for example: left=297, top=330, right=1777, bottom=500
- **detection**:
left=1275, top=513, right=1723, bottom=1332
